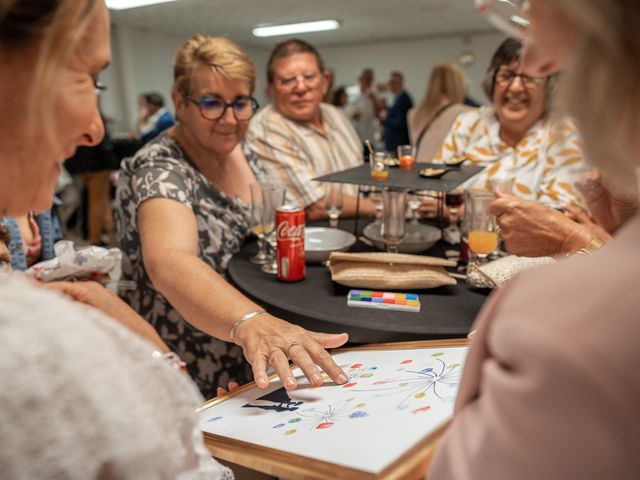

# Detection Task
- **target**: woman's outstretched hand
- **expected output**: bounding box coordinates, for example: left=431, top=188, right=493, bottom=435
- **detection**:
left=232, top=315, right=349, bottom=391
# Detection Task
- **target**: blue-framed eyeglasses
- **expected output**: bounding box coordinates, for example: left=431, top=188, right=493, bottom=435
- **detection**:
left=185, top=93, right=259, bottom=121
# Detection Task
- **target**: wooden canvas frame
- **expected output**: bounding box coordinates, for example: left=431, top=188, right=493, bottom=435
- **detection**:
left=198, top=338, right=468, bottom=480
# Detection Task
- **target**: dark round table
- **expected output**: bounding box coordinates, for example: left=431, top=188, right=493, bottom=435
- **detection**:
left=228, top=221, right=490, bottom=344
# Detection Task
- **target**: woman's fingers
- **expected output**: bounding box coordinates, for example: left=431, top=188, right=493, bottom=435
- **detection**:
left=268, top=349, right=297, bottom=391
left=304, top=340, right=349, bottom=385
left=249, top=354, right=270, bottom=389
left=286, top=344, right=324, bottom=387
left=307, top=331, right=349, bottom=349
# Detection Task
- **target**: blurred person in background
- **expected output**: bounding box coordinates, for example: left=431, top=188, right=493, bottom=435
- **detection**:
left=136, top=91, right=175, bottom=143
left=383, top=70, right=413, bottom=152
left=408, top=62, right=470, bottom=163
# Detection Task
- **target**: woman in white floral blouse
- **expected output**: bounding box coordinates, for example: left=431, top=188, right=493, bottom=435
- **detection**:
left=433, top=38, right=588, bottom=211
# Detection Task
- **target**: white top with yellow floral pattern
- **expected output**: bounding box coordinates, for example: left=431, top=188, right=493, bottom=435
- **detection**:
left=434, top=107, right=589, bottom=209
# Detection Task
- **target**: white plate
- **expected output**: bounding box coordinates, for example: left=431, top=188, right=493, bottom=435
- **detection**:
left=304, top=227, right=356, bottom=263
left=363, top=221, right=441, bottom=253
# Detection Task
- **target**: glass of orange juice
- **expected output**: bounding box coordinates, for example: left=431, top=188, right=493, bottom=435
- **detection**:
left=397, top=145, right=416, bottom=170
left=467, top=192, right=498, bottom=262
left=370, top=152, right=389, bottom=181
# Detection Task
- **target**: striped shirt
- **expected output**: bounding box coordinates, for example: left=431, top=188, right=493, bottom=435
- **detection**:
left=434, top=107, right=588, bottom=209
left=246, top=103, right=363, bottom=208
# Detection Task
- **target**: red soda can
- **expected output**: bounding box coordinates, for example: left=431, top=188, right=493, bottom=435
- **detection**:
left=276, top=205, right=306, bottom=281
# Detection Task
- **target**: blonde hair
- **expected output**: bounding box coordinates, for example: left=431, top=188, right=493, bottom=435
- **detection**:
left=0, top=0, right=100, bottom=134
left=553, top=0, right=640, bottom=188
left=173, top=34, right=256, bottom=97
left=412, top=63, right=466, bottom=137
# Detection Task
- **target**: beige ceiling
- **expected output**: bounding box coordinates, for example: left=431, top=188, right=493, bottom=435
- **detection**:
left=110, top=0, right=496, bottom=48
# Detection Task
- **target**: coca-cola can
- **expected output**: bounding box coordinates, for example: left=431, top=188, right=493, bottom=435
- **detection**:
left=276, top=205, right=305, bottom=282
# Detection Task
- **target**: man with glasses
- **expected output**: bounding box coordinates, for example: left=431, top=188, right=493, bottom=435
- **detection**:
left=246, top=39, right=375, bottom=220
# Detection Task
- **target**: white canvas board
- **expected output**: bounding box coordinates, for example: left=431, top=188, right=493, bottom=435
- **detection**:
left=199, top=346, right=467, bottom=474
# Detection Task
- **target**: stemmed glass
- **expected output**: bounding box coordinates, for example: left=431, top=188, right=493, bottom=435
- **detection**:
left=249, top=183, right=268, bottom=264
left=407, top=193, right=421, bottom=225
left=260, top=185, right=286, bottom=274
left=324, top=184, right=344, bottom=228
left=382, top=189, right=407, bottom=253
left=467, top=191, right=498, bottom=263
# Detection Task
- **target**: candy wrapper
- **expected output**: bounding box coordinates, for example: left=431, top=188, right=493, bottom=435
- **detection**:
left=25, top=240, right=121, bottom=284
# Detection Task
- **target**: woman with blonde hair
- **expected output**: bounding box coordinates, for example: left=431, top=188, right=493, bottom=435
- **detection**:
left=116, top=33, right=349, bottom=399
left=0, top=1, right=232, bottom=477
left=408, top=62, right=469, bottom=163
left=428, top=0, right=640, bottom=478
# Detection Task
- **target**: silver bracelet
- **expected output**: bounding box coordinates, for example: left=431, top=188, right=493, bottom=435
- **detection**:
left=229, top=310, right=267, bottom=342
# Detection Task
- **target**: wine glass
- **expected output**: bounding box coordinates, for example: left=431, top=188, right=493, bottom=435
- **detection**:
left=467, top=191, right=498, bottom=263
left=249, top=183, right=268, bottom=264
left=407, top=193, right=421, bottom=225
left=324, top=184, right=344, bottom=228
left=382, top=189, right=407, bottom=253
left=260, top=185, right=286, bottom=274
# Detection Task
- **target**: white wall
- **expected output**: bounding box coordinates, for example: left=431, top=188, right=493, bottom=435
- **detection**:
left=320, top=32, right=506, bottom=107
left=101, top=26, right=505, bottom=133
left=101, top=25, right=270, bottom=133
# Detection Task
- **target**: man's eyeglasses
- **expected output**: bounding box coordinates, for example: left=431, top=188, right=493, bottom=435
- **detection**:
left=275, top=72, right=321, bottom=91
left=185, top=94, right=259, bottom=121
left=495, top=69, right=544, bottom=89
left=475, top=0, right=530, bottom=39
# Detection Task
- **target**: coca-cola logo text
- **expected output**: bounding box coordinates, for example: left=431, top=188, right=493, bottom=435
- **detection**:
left=276, top=221, right=304, bottom=240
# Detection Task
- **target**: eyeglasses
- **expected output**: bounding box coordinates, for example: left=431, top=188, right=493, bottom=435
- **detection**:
left=275, top=72, right=321, bottom=91
left=185, top=94, right=259, bottom=121
left=495, top=69, right=544, bottom=89
left=475, top=0, right=530, bottom=39
left=92, top=76, right=107, bottom=95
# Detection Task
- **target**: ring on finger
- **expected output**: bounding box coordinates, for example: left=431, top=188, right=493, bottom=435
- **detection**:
left=286, top=341, right=300, bottom=357
left=267, top=349, right=281, bottom=362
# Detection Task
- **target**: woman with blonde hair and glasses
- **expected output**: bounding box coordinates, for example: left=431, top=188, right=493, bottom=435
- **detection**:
left=0, top=1, right=232, bottom=477
left=428, top=1, right=640, bottom=478
left=116, top=34, right=349, bottom=400
left=408, top=62, right=469, bottom=163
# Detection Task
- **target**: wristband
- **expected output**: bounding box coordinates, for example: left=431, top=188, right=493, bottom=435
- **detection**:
left=229, top=310, right=267, bottom=342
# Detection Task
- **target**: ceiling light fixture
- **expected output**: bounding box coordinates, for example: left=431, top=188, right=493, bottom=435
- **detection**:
left=252, top=20, right=340, bottom=38
left=105, top=0, right=179, bottom=10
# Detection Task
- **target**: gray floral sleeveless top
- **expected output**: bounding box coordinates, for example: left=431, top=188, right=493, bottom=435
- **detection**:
left=116, top=134, right=264, bottom=399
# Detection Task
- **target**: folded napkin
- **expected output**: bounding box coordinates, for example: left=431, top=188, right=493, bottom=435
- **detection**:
left=328, top=252, right=456, bottom=290
left=467, top=255, right=555, bottom=289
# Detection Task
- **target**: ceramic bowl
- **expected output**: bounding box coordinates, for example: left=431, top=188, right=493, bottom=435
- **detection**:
left=304, top=227, right=357, bottom=263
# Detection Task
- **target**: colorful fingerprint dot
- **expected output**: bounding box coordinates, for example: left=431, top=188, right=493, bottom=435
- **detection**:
left=350, top=363, right=363, bottom=369
left=288, top=417, right=302, bottom=423
left=401, top=360, right=413, bottom=364
left=355, top=403, right=366, bottom=408
left=273, top=423, right=285, bottom=429
left=316, top=422, right=334, bottom=429
left=342, top=382, right=357, bottom=388
left=431, top=352, right=444, bottom=357
left=399, top=382, right=408, bottom=387
left=369, top=366, right=378, bottom=370
left=412, top=406, right=431, bottom=414
left=414, top=392, right=426, bottom=398
left=284, top=429, right=297, bottom=436
left=421, top=368, right=434, bottom=373
left=397, top=404, right=410, bottom=410
left=372, top=381, right=386, bottom=385
left=449, top=363, right=460, bottom=368
left=207, top=416, right=223, bottom=423
left=360, top=373, right=374, bottom=378
left=349, top=410, right=369, bottom=418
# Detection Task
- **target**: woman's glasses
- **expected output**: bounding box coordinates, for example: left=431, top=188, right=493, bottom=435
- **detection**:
left=495, top=69, right=544, bottom=89
left=185, top=94, right=259, bottom=121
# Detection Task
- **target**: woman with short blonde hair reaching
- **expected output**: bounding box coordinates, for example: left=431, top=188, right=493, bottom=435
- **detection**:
left=117, top=33, right=349, bottom=399
left=408, top=62, right=469, bottom=163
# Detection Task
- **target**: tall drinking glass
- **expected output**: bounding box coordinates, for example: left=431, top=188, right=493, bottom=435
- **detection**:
left=324, top=184, right=344, bottom=228
left=382, top=189, right=407, bottom=253
left=249, top=183, right=268, bottom=264
left=260, top=185, right=286, bottom=274
left=467, top=191, right=498, bottom=263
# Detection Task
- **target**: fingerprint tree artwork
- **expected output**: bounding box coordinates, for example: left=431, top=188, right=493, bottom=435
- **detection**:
left=352, top=352, right=463, bottom=411
left=272, top=396, right=369, bottom=436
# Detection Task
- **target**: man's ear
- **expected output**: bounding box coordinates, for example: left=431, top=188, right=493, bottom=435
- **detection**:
left=320, top=71, right=331, bottom=96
